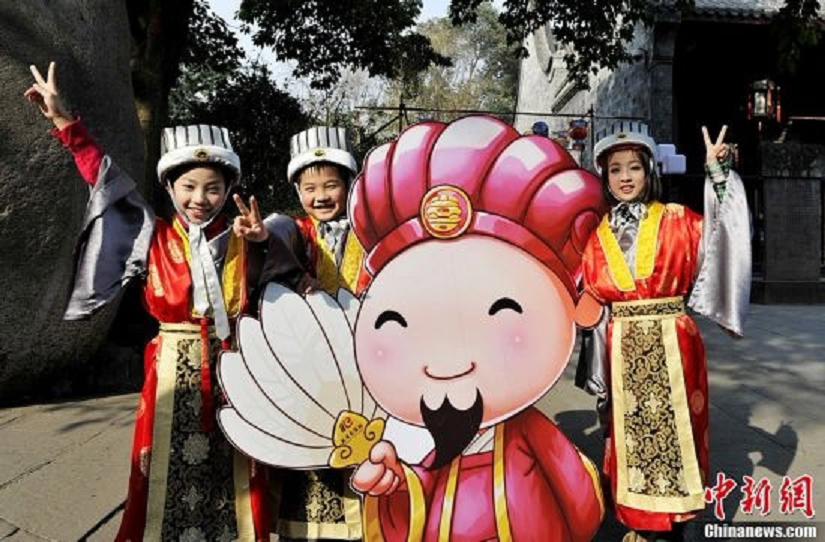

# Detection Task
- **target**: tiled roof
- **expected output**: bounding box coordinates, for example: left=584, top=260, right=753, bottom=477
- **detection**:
left=692, top=0, right=784, bottom=19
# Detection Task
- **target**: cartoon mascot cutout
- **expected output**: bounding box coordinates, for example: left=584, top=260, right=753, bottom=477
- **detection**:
left=218, top=116, right=608, bottom=541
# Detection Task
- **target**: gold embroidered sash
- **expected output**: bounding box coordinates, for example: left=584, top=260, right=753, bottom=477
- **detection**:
left=146, top=323, right=255, bottom=541
left=610, top=297, right=705, bottom=513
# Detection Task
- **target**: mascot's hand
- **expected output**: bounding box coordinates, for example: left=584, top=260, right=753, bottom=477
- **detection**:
left=351, top=440, right=406, bottom=496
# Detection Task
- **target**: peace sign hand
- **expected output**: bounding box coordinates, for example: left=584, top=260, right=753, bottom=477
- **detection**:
left=23, top=62, right=74, bottom=130
left=233, top=195, right=269, bottom=242
left=702, top=125, right=729, bottom=167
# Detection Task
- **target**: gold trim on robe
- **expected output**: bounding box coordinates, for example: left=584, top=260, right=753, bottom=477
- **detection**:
left=144, top=327, right=181, bottom=541
left=233, top=452, right=255, bottom=541
left=493, top=424, right=514, bottom=542
left=635, top=202, right=665, bottom=280
left=597, top=201, right=665, bottom=291
left=578, top=451, right=606, bottom=518
left=597, top=217, right=635, bottom=292
left=362, top=464, right=426, bottom=542
left=222, top=231, right=247, bottom=318
left=312, top=217, right=366, bottom=295
left=611, top=298, right=705, bottom=513
left=439, top=458, right=461, bottom=540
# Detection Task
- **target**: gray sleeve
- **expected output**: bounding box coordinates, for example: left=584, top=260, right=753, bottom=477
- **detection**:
left=688, top=170, right=751, bottom=337
left=64, top=156, right=155, bottom=320
left=575, top=309, right=611, bottom=432
left=246, top=214, right=308, bottom=299
left=575, top=308, right=609, bottom=401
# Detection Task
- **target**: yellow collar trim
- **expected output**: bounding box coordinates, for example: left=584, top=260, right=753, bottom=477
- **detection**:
left=436, top=424, right=512, bottom=541
left=596, top=216, right=635, bottom=292
left=636, top=201, right=664, bottom=280
left=597, top=201, right=665, bottom=291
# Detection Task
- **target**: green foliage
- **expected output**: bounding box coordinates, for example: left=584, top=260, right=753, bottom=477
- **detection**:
left=237, top=0, right=451, bottom=89
left=393, top=2, right=520, bottom=119
left=298, top=2, right=520, bottom=153
left=169, top=1, right=310, bottom=214
left=772, top=0, right=823, bottom=74
left=450, top=0, right=696, bottom=88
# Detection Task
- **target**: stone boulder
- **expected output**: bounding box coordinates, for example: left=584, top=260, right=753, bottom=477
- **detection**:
left=0, top=1, right=145, bottom=400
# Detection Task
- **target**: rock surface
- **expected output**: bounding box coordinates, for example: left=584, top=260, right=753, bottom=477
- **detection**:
left=0, top=1, right=145, bottom=399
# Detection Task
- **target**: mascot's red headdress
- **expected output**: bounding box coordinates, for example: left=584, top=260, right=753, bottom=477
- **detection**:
left=349, top=115, right=607, bottom=300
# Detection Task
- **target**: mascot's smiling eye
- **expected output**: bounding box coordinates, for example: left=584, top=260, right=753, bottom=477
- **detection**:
left=488, top=297, right=523, bottom=316
left=375, top=310, right=408, bottom=329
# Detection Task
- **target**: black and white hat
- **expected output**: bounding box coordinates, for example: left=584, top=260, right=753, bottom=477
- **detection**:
left=156, top=125, right=241, bottom=184
left=593, top=121, right=657, bottom=173
left=287, top=126, right=357, bottom=184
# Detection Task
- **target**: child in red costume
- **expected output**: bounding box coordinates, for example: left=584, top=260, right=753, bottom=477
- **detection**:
left=579, top=122, right=750, bottom=542
left=271, top=128, right=368, bottom=541
left=24, top=61, right=305, bottom=542
left=288, top=127, right=370, bottom=297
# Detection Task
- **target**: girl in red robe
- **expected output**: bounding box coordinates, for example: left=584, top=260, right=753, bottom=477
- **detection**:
left=25, top=62, right=306, bottom=541
left=578, top=122, right=751, bottom=541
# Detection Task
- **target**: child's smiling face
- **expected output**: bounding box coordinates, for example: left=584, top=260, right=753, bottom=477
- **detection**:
left=169, top=166, right=227, bottom=224
left=297, top=164, right=348, bottom=222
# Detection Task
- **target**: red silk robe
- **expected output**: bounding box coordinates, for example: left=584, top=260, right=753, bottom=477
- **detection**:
left=363, top=408, right=604, bottom=542
left=582, top=201, right=709, bottom=532
left=271, top=216, right=370, bottom=541
left=55, top=121, right=270, bottom=542
left=295, top=215, right=371, bottom=296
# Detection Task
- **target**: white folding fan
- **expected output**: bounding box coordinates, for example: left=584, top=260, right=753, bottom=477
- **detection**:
left=217, top=282, right=389, bottom=469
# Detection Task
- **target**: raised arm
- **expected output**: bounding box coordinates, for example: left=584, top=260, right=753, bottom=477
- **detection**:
left=24, top=61, right=155, bottom=319
left=688, top=125, right=751, bottom=336
left=25, top=62, right=103, bottom=185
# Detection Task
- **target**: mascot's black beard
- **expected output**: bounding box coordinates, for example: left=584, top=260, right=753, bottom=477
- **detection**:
left=420, top=390, right=484, bottom=470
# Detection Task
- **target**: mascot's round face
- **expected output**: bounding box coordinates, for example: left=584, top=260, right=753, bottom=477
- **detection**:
left=354, top=234, right=576, bottom=429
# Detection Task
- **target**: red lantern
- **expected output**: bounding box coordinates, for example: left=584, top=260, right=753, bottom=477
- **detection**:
left=568, top=119, right=588, bottom=142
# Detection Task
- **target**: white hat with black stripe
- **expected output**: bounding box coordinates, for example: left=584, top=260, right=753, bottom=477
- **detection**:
left=287, top=126, right=358, bottom=184
left=156, top=124, right=241, bottom=185
left=593, top=121, right=657, bottom=174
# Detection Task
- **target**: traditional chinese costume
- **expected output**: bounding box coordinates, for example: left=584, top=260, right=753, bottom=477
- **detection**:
left=294, top=215, right=369, bottom=297
left=273, top=127, right=369, bottom=541
left=55, top=121, right=305, bottom=541
left=581, top=134, right=751, bottom=532
left=363, top=407, right=603, bottom=542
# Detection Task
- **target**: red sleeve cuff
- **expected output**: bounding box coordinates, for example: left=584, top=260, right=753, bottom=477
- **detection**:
left=52, top=118, right=105, bottom=186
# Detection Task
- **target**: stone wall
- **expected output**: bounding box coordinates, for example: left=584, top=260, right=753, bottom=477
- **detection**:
left=0, top=1, right=144, bottom=400
left=760, top=143, right=824, bottom=281
left=515, top=21, right=679, bottom=167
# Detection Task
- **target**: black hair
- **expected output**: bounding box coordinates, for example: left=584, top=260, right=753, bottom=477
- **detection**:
left=165, top=162, right=237, bottom=188
left=599, top=146, right=662, bottom=205
left=294, top=161, right=353, bottom=186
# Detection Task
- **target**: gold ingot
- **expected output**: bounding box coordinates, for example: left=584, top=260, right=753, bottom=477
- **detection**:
left=328, top=410, right=385, bottom=469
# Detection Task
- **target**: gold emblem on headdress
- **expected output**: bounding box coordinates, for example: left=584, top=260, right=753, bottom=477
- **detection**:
left=194, top=148, right=210, bottom=160
left=420, top=185, right=473, bottom=239
left=314, top=149, right=326, bottom=157
left=328, top=410, right=386, bottom=469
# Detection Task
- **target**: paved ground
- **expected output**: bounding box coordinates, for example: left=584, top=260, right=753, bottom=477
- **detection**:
left=0, top=304, right=822, bottom=541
